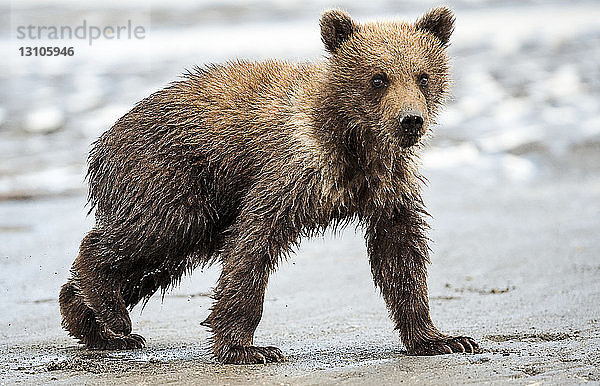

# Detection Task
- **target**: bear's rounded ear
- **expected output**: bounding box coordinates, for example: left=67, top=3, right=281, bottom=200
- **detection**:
left=320, top=9, right=357, bottom=54
left=415, top=7, right=455, bottom=47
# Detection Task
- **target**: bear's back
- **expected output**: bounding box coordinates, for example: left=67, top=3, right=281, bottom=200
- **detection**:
left=86, top=60, right=323, bottom=223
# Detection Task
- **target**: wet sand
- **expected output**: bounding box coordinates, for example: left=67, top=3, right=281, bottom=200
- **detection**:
left=1, top=156, right=599, bottom=385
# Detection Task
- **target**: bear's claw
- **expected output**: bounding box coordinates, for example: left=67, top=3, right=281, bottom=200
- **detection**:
left=409, top=336, right=479, bottom=355
left=86, top=331, right=146, bottom=350
left=220, top=345, right=287, bottom=364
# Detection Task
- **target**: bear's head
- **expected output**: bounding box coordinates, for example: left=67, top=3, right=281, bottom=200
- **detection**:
left=320, top=8, right=454, bottom=149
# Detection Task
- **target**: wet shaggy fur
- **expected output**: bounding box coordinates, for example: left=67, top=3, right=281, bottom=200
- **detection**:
left=60, top=7, right=479, bottom=364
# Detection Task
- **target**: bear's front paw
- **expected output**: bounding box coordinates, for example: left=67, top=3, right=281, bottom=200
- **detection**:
left=409, top=336, right=479, bottom=355
left=219, top=345, right=287, bottom=364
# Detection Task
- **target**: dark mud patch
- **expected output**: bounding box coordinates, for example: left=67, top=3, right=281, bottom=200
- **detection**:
left=430, top=295, right=460, bottom=300
left=0, top=188, right=84, bottom=202
left=4, top=344, right=213, bottom=377
left=0, top=225, right=31, bottom=233
left=485, top=332, right=575, bottom=343
left=519, top=364, right=545, bottom=376
left=467, top=355, right=491, bottom=364
left=44, top=357, right=158, bottom=374
left=445, top=283, right=516, bottom=295
left=17, top=298, right=56, bottom=304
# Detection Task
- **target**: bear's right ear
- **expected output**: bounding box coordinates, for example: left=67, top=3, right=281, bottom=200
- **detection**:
left=320, top=10, right=357, bottom=54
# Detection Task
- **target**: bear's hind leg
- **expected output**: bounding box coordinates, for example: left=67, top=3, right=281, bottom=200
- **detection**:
left=59, top=276, right=105, bottom=347
left=61, top=228, right=145, bottom=350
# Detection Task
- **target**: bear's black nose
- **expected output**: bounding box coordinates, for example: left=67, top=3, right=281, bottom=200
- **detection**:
left=400, top=114, right=424, bottom=135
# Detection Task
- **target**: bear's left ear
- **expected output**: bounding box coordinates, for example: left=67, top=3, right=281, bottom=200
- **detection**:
left=320, top=10, right=357, bottom=54
left=415, top=7, right=455, bottom=47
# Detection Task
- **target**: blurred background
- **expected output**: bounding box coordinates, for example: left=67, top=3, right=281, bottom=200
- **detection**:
left=1, top=0, right=599, bottom=201
left=0, top=0, right=600, bottom=200
left=1, top=0, right=599, bottom=382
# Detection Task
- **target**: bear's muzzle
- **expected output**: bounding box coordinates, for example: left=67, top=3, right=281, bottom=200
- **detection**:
left=398, top=112, right=425, bottom=147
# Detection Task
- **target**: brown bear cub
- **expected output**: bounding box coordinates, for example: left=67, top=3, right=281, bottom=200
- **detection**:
left=60, top=8, right=479, bottom=364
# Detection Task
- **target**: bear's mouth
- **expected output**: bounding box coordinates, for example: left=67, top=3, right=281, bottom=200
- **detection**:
left=400, top=134, right=421, bottom=148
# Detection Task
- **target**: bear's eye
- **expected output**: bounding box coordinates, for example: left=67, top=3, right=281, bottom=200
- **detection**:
left=371, top=73, right=388, bottom=89
left=418, top=73, right=429, bottom=88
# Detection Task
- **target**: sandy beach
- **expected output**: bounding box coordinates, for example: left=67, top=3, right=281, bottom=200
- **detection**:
left=1, top=155, right=599, bottom=384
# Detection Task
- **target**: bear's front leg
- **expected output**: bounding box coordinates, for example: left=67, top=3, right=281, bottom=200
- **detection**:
left=365, top=203, right=479, bottom=355
left=203, top=257, right=286, bottom=364
left=202, top=201, right=297, bottom=364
